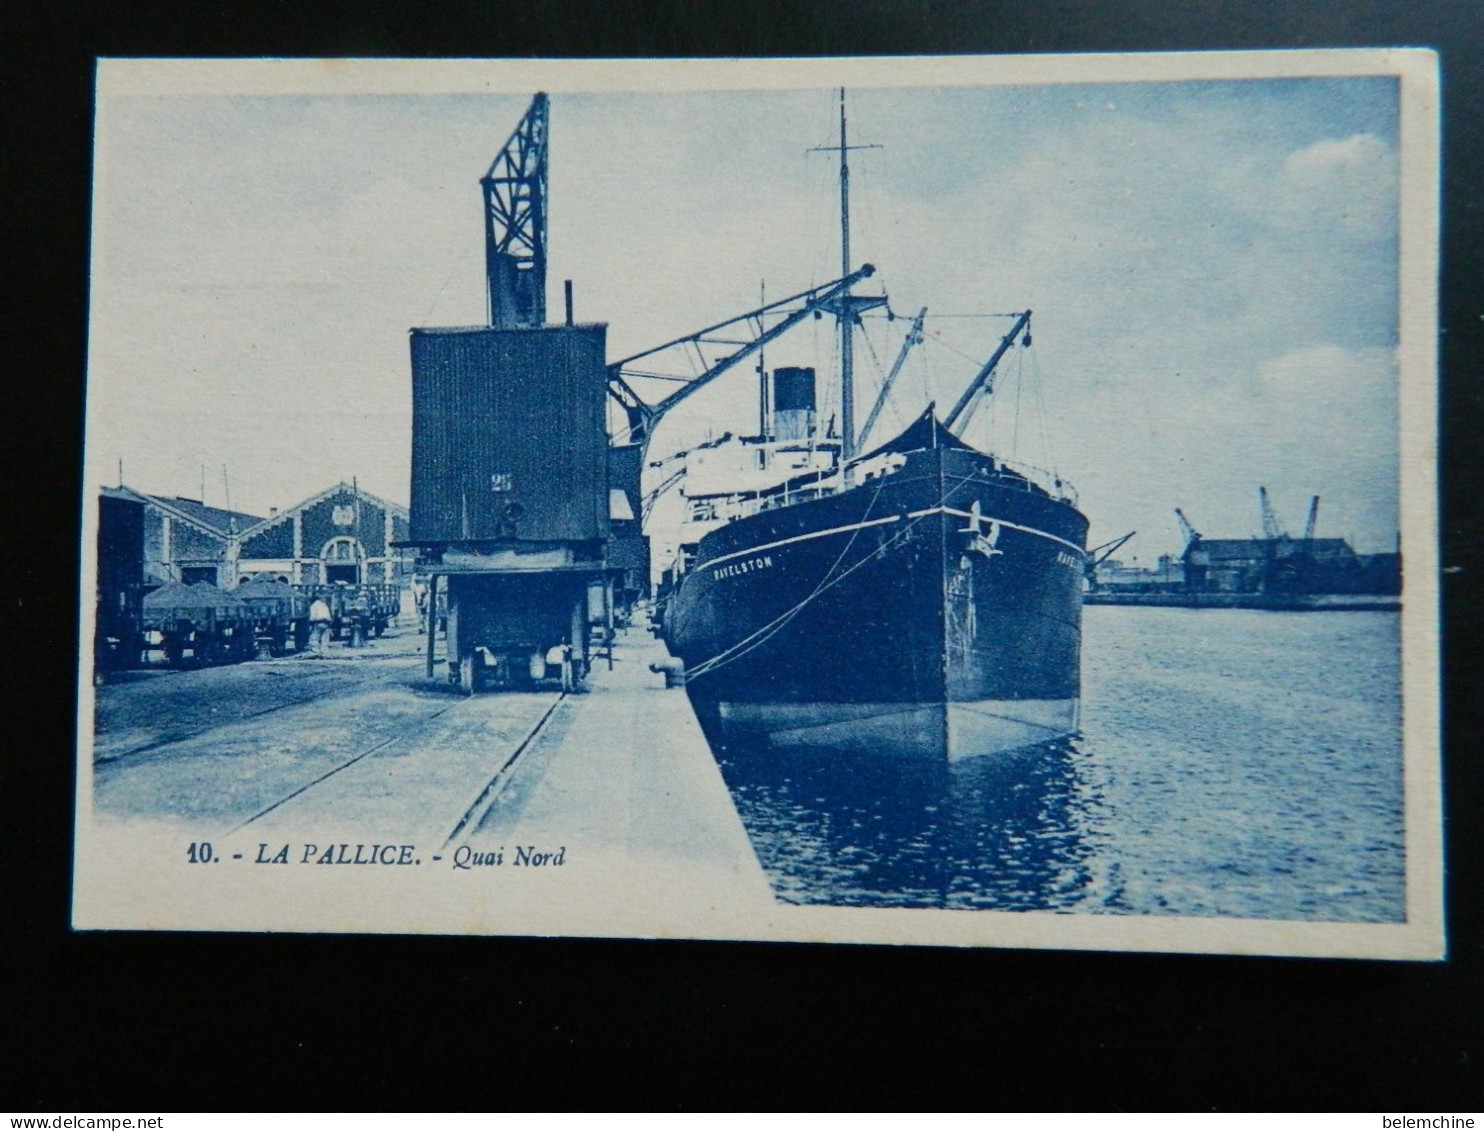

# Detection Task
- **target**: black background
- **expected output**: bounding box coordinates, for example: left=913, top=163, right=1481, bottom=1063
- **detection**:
left=5, top=0, right=1481, bottom=1112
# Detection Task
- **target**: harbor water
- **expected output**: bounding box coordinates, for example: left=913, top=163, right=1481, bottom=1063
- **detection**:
left=707, top=606, right=1405, bottom=921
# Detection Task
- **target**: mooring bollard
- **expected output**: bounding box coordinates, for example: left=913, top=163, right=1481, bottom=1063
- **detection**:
left=648, top=658, right=685, bottom=689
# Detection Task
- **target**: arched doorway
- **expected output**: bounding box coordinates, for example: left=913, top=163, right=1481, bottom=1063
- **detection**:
left=321, top=536, right=365, bottom=585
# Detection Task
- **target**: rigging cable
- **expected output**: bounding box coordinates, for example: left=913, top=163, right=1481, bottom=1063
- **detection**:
left=681, top=472, right=890, bottom=681
left=1011, top=337, right=1026, bottom=461
left=421, top=215, right=484, bottom=324
left=857, top=320, right=889, bottom=430
left=922, top=330, right=986, bottom=370
left=863, top=311, right=1030, bottom=320
left=1029, top=342, right=1056, bottom=477
left=682, top=468, right=990, bottom=682
left=914, top=324, right=933, bottom=414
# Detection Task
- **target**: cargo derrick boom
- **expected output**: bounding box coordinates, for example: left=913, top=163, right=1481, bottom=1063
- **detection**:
left=944, top=310, right=1033, bottom=435
left=1084, top=531, right=1136, bottom=591
left=857, top=306, right=927, bottom=451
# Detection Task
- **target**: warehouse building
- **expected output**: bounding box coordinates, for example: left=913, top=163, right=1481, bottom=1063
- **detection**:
left=235, top=483, right=414, bottom=587
left=104, top=486, right=265, bottom=588
left=104, top=482, right=414, bottom=590
left=1183, top=536, right=1398, bottom=595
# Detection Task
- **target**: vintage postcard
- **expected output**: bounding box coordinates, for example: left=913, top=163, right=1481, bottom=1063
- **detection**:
left=75, top=52, right=1442, bottom=957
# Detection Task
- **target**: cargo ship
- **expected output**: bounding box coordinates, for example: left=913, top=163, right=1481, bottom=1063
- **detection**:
left=660, top=93, right=1089, bottom=759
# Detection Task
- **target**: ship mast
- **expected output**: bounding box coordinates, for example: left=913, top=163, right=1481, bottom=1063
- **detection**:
left=811, top=89, right=883, bottom=482
left=838, top=91, right=856, bottom=465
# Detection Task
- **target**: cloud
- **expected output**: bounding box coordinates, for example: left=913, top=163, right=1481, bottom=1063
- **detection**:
left=1257, top=341, right=1396, bottom=400
left=1253, top=344, right=1399, bottom=464
left=1269, top=133, right=1397, bottom=241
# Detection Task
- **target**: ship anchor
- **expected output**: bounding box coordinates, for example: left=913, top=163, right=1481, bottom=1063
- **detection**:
left=959, top=501, right=1003, bottom=559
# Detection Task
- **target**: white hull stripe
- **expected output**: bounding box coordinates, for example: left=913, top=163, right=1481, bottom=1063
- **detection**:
left=696, top=506, right=1084, bottom=574
left=937, top=507, right=1087, bottom=556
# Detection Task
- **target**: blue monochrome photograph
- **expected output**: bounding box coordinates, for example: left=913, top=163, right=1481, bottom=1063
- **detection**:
left=75, top=56, right=1441, bottom=956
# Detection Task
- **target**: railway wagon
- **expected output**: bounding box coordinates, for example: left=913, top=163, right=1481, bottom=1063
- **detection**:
left=407, top=322, right=612, bottom=693
left=297, top=581, right=400, bottom=645
left=140, top=581, right=257, bottom=666
left=95, top=490, right=149, bottom=678
left=96, top=492, right=408, bottom=673
left=234, top=578, right=312, bottom=655
left=235, top=579, right=401, bottom=653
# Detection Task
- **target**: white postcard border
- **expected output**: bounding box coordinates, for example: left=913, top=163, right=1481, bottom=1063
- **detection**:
left=75, top=50, right=1443, bottom=959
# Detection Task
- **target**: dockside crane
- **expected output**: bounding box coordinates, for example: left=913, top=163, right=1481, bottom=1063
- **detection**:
left=1174, top=508, right=1201, bottom=552
left=1303, top=495, right=1321, bottom=544
left=607, top=264, right=881, bottom=470
left=856, top=306, right=927, bottom=451
left=1259, top=486, right=1286, bottom=542
left=1175, top=507, right=1210, bottom=589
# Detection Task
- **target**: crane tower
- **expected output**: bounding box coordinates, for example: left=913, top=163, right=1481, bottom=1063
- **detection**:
left=482, top=93, right=549, bottom=329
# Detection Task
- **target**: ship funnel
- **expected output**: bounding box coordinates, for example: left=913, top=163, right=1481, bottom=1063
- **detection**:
left=772, top=366, right=816, bottom=441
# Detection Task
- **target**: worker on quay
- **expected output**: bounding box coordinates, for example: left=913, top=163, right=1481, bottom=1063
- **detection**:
left=347, top=592, right=369, bottom=647
left=411, top=578, right=429, bottom=633
left=309, top=596, right=333, bottom=656
left=562, top=642, right=577, bottom=692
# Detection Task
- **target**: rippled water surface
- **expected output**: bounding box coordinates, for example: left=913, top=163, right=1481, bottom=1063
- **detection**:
left=707, top=607, right=1405, bottom=921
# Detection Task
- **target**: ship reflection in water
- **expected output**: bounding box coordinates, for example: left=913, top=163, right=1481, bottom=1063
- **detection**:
left=697, top=608, right=1406, bottom=922
left=709, top=730, right=1103, bottom=910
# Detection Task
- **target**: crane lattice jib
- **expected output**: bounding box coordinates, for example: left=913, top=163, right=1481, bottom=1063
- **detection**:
left=1174, top=508, right=1201, bottom=549
left=482, top=93, right=549, bottom=328
left=607, top=264, right=878, bottom=460
left=1259, top=485, right=1287, bottom=542
left=1303, top=496, right=1321, bottom=543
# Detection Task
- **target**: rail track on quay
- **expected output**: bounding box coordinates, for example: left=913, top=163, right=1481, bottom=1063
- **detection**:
left=95, top=683, right=356, bottom=766
left=225, top=689, right=569, bottom=843
left=91, top=636, right=576, bottom=843
left=92, top=653, right=425, bottom=765
left=440, top=693, right=567, bottom=847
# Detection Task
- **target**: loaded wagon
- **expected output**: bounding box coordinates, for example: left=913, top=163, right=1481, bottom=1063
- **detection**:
left=94, top=492, right=409, bottom=677
left=140, top=581, right=257, bottom=666
left=235, top=578, right=400, bottom=653
left=234, top=578, right=311, bottom=656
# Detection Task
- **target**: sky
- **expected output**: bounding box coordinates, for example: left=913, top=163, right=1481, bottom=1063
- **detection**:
left=88, top=72, right=1404, bottom=561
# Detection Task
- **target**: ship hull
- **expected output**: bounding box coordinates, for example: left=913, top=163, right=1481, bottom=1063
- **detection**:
left=663, top=436, right=1088, bottom=760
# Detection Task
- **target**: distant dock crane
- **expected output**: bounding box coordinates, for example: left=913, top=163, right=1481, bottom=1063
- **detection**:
left=1174, top=507, right=1201, bottom=551
left=1303, top=495, right=1321, bottom=545
left=1259, top=486, right=1286, bottom=542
